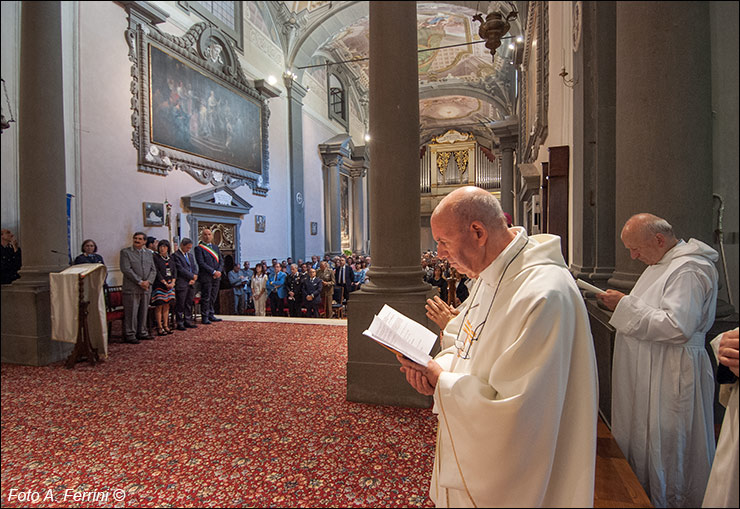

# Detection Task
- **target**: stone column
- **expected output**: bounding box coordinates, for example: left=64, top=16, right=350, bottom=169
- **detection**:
left=346, top=2, right=436, bottom=407
left=491, top=118, right=518, bottom=217
left=322, top=153, right=344, bottom=256
left=349, top=164, right=367, bottom=254
left=610, top=2, right=713, bottom=289
left=1, top=1, right=73, bottom=365
left=284, top=77, right=308, bottom=261
left=570, top=2, right=616, bottom=286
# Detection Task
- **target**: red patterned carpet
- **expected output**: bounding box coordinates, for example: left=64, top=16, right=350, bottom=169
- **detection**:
left=1, top=322, right=436, bottom=508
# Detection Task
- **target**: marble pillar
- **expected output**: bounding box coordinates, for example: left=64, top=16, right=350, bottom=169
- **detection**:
left=350, top=168, right=367, bottom=254
left=285, top=77, right=308, bottom=261
left=1, top=1, right=74, bottom=365
left=322, top=154, right=344, bottom=256
left=346, top=2, right=436, bottom=407
left=610, top=2, right=713, bottom=289
left=491, top=119, right=518, bottom=217
left=570, top=2, right=616, bottom=286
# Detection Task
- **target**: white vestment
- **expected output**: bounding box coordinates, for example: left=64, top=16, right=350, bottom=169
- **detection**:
left=702, top=328, right=739, bottom=508
left=431, top=228, right=598, bottom=508
left=609, top=239, right=718, bottom=508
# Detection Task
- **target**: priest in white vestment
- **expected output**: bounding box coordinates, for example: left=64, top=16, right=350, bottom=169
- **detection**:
left=702, top=328, right=739, bottom=508
left=597, top=213, right=718, bottom=508
left=398, top=187, right=599, bottom=508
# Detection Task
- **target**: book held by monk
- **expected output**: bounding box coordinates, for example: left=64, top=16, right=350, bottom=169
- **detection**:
left=363, top=304, right=437, bottom=365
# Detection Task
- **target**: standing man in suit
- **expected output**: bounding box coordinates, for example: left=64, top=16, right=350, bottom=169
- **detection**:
left=172, top=237, right=199, bottom=330
left=194, top=228, right=223, bottom=324
left=266, top=261, right=287, bottom=316
left=302, top=267, right=323, bottom=318
left=334, top=256, right=353, bottom=303
left=119, top=231, right=156, bottom=343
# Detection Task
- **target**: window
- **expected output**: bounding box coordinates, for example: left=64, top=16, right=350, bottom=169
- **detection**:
left=328, top=74, right=348, bottom=127
left=181, top=1, right=243, bottom=51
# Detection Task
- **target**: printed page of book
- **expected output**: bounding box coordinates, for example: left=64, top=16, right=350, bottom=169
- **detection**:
left=363, top=304, right=437, bottom=365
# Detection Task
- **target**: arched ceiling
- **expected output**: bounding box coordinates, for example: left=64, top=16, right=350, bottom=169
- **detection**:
left=278, top=1, right=524, bottom=146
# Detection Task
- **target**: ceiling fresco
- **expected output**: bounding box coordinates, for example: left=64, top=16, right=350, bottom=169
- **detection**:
left=276, top=1, right=523, bottom=145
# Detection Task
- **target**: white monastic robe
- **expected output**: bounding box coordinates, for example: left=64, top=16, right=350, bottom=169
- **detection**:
left=702, top=328, right=739, bottom=508
left=609, top=239, right=718, bottom=508
left=431, top=228, right=598, bottom=508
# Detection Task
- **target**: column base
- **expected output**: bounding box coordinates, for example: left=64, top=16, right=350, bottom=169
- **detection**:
left=607, top=270, right=640, bottom=292
left=346, top=286, right=438, bottom=407
left=1, top=282, right=74, bottom=365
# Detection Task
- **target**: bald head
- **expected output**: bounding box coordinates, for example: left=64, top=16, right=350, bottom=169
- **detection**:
left=621, top=213, right=678, bottom=265
left=430, top=186, right=514, bottom=277
left=432, top=186, right=508, bottom=233
left=622, top=213, right=675, bottom=240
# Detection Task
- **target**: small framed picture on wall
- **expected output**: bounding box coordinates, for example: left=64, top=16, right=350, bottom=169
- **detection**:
left=310, top=222, right=318, bottom=235
left=143, top=202, right=165, bottom=226
left=255, top=215, right=266, bottom=233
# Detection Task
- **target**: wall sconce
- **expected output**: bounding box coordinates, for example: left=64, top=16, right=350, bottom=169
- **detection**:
left=559, top=67, right=578, bottom=88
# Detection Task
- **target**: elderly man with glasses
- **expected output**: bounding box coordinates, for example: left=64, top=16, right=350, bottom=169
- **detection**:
left=397, top=186, right=598, bottom=508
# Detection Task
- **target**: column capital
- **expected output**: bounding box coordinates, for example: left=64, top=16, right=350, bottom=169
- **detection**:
left=284, top=77, right=308, bottom=102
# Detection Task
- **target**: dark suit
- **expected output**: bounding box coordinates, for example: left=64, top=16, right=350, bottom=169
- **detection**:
left=194, top=241, right=223, bottom=321
left=302, top=276, right=323, bottom=317
left=334, top=264, right=353, bottom=303
left=119, top=246, right=156, bottom=340
left=285, top=271, right=303, bottom=317
left=173, top=248, right=199, bottom=326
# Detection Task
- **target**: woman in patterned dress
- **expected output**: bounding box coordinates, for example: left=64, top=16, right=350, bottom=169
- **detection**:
left=151, top=239, right=177, bottom=335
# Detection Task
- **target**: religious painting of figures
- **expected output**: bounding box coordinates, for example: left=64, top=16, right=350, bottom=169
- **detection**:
left=148, top=45, right=262, bottom=174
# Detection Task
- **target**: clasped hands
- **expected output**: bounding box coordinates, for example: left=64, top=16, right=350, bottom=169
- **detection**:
left=718, top=328, right=739, bottom=377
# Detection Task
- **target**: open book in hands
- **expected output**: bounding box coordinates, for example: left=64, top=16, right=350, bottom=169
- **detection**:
left=363, top=304, right=438, bottom=366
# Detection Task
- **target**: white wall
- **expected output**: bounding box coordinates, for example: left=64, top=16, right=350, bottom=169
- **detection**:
left=538, top=1, right=574, bottom=263
left=0, top=1, right=20, bottom=236
left=76, top=2, right=294, bottom=282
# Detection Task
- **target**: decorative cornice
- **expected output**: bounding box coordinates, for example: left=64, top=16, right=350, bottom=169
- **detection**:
left=125, top=18, right=271, bottom=194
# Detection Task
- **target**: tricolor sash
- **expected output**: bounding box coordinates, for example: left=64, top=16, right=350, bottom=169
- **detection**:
left=199, top=242, right=219, bottom=262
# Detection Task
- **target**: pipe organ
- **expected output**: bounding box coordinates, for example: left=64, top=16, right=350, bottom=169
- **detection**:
left=420, top=130, right=501, bottom=194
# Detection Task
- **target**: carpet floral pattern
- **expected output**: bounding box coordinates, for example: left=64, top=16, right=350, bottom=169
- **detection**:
left=1, top=322, right=437, bottom=508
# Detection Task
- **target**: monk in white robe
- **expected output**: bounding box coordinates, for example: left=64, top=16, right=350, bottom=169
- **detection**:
left=399, top=187, right=599, bottom=507
left=598, top=213, right=718, bottom=508
left=703, top=328, right=739, bottom=508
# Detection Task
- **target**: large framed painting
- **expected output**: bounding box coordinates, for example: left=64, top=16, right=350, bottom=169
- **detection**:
left=126, top=15, right=270, bottom=195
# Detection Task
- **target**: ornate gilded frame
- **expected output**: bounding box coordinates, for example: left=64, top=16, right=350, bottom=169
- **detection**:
left=520, top=1, right=549, bottom=164
left=126, top=17, right=270, bottom=195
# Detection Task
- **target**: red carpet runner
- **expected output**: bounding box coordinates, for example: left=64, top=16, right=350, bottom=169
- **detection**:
left=1, top=322, right=436, bottom=507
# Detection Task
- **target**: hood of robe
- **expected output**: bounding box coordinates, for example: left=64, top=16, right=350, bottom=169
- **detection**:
left=477, top=228, right=569, bottom=287
left=662, top=238, right=719, bottom=265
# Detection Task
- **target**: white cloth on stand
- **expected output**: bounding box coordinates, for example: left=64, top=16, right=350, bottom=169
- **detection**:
left=50, top=263, right=108, bottom=358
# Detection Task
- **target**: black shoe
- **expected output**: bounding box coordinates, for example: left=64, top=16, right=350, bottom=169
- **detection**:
left=184, top=323, right=198, bottom=329
left=138, top=334, right=154, bottom=340
left=202, top=319, right=212, bottom=325
left=124, top=337, right=140, bottom=344
left=176, top=324, right=187, bottom=331
left=209, top=316, right=223, bottom=322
